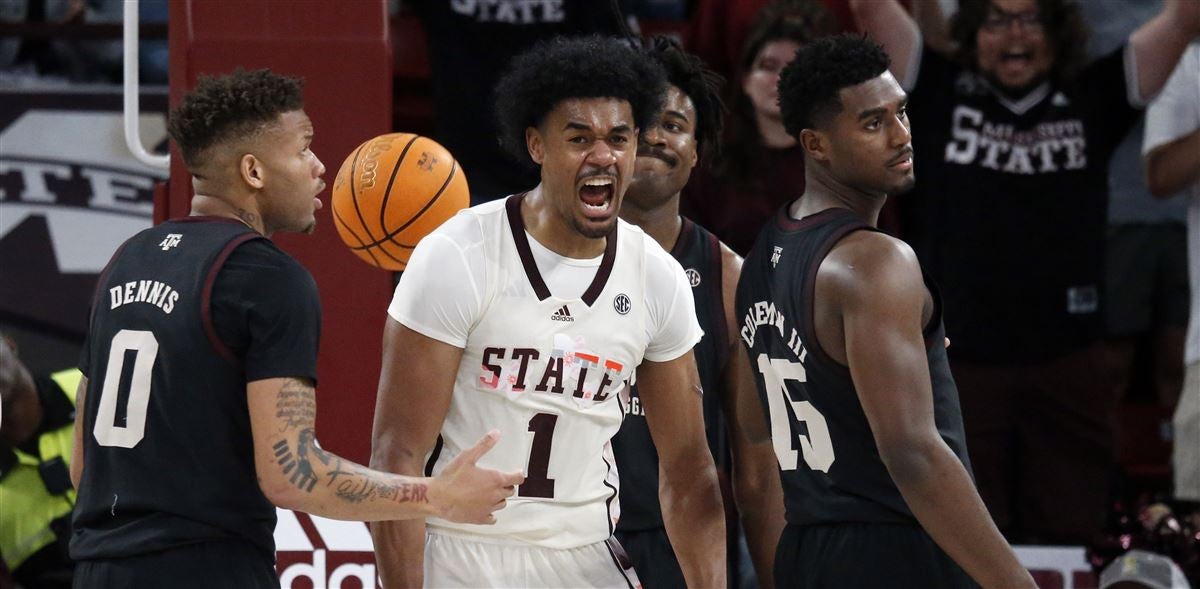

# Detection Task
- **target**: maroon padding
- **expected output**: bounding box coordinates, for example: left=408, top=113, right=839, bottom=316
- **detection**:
left=200, top=232, right=260, bottom=367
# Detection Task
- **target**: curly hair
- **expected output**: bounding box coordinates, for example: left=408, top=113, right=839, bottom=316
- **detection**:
left=950, top=0, right=1089, bottom=87
left=493, top=35, right=667, bottom=165
left=722, top=0, right=835, bottom=181
left=779, top=34, right=891, bottom=135
left=167, top=68, right=304, bottom=170
left=643, top=36, right=726, bottom=164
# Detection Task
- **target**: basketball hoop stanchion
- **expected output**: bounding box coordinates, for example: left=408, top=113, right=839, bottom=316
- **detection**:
left=123, top=0, right=169, bottom=170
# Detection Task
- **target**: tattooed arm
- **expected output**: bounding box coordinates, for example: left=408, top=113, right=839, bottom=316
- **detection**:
left=247, top=377, right=522, bottom=522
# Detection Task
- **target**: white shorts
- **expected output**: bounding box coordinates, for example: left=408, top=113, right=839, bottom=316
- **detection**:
left=1174, top=361, right=1200, bottom=501
left=423, top=531, right=641, bottom=588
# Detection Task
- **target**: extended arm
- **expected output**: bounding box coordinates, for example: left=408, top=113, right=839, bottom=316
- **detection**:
left=639, top=352, right=728, bottom=588
left=368, top=320, right=509, bottom=588
left=849, top=0, right=921, bottom=88
left=1129, top=0, right=1200, bottom=102
left=828, top=233, right=1034, bottom=589
left=248, top=373, right=517, bottom=523
left=1146, top=129, right=1200, bottom=197
left=70, top=376, right=88, bottom=488
left=717, top=245, right=784, bottom=588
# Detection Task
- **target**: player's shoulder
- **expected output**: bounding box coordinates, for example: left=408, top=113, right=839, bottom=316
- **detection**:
left=822, top=230, right=922, bottom=298
left=222, top=238, right=318, bottom=293
left=423, top=197, right=501, bottom=250
left=621, top=219, right=683, bottom=272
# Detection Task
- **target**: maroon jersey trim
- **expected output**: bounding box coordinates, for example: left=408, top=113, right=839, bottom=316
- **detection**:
left=201, top=232, right=262, bottom=367
left=505, top=194, right=618, bottom=307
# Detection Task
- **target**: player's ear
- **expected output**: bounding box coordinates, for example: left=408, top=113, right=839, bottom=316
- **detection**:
left=526, top=127, right=545, bottom=165
left=799, top=129, right=829, bottom=163
left=240, top=153, right=265, bottom=190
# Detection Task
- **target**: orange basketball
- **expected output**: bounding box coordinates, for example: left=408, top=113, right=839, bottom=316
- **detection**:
left=331, top=133, right=469, bottom=270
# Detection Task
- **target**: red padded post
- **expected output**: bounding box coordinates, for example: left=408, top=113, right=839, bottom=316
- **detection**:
left=167, top=0, right=393, bottom=463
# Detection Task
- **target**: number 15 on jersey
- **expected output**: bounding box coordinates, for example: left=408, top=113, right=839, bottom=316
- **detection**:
left=756, top=354, right=835, bottom=473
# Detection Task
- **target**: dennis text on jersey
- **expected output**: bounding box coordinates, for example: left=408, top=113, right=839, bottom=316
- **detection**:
left=108, top=279, right=180, bottom=314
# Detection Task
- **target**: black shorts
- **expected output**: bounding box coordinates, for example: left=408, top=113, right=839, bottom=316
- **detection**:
left=775, top=522, right=978, bottom=589
left=615, top=527, right=686, bottom=589
left=72, top=540, right=276, bottom=589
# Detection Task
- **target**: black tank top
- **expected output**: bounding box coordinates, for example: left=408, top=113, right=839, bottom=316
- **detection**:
left=736, top=206, right=971, bottom=525
left=613, top=217, right=730, bottom=531
left=71, top=218, right=277, bottom=560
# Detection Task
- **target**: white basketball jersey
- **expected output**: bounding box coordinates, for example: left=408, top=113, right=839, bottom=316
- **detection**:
left=389, top=195, right=701, bottom=549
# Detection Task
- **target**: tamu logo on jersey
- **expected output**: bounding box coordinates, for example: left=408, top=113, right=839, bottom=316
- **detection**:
left=159, top=234, right=182, bottom=251
left=478, top=333, right=626, bottom=402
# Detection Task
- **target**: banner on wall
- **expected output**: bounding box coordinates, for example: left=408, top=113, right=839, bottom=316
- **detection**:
left=272, top=510, right=1097, bottom=589
left=0, top=89, right=168, bottom=338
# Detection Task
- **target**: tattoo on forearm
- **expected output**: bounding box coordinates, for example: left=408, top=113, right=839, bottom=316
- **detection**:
left=276, top=381, right=316, bottom=432
left=325, top=464, right=429, bottom=505
left=271, top=429, right=428, bottom=505
left=273, top=428, right=333, bottom=493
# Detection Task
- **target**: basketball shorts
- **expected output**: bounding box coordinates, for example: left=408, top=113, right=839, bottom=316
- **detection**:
left=774, top=522, right=978, bottom=589
left=72, top=540, right=276, bottom=589
left=424, top=530, right=641, bottom=588
left=615, top=526, right=685, bottom=588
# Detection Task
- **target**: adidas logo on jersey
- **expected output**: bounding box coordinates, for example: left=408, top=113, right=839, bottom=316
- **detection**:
left=550, top=305, right=573, bottom=322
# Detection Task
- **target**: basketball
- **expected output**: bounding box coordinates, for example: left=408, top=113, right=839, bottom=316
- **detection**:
left=330, top=133, right=469, bottom=271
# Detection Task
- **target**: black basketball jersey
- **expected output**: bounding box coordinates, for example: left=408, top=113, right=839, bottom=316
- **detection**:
left=736, top=206, right=971, bottom=526
left=71, top=217, right=313, bottom=560
left=613, top=217, right=730, bottom=531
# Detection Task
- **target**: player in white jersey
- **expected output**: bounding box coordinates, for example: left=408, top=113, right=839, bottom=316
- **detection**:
left=370, top=36, right=728, bottom=588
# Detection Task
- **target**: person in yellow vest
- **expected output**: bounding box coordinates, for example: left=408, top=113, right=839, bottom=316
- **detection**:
left=0, top=334, right=79, bottom=589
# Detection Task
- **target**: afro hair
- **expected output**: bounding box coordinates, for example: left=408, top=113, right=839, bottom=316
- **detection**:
left=643, top=36, right=726, bottom=163
left=494, top=35, right=667, bottom=165
left=167, top=68, right=304, bottom=170
left=778, top=34, right=891, bottom=136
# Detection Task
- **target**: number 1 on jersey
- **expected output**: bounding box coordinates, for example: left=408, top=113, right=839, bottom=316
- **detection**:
left=756, top=354, right=835, bottom=473
left=518, top=412, right=558, bottom=498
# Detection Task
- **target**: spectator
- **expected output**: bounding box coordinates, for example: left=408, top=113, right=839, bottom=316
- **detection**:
left=1143, top=40, right=1200, bottom=510
left=682, top=0, right=834, bottom=255
left=0, top=334, right=78, bottom=589
left=405, top=0, right=627, bottom=204
left=851, top=0, right=1200, bottom=544
left=1080, top=0, right=1190, bottom=436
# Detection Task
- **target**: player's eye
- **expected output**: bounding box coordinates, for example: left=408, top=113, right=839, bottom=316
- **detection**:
left=569, top=136, right=589, bottom=144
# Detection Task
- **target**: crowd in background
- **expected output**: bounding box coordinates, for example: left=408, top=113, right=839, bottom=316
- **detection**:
left=2, top=0, right=1197, bottom=587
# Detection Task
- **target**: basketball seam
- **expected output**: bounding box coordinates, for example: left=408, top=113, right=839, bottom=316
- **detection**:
left=377, top=134, right=421, bottom=240
left=348, top=140, right=381, bottom=247
left=333, top=202, right=387, bottom=267
left=351, top=158, right=458, bottom=251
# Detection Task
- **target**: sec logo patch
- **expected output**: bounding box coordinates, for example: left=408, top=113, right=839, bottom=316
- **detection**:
left=613, top=293, right=631, bottom=315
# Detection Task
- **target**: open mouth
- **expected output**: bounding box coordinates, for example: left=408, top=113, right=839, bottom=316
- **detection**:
left=578, top=176, right=615, bottom=218
left=1000, top=48, right=1033, bottom=67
